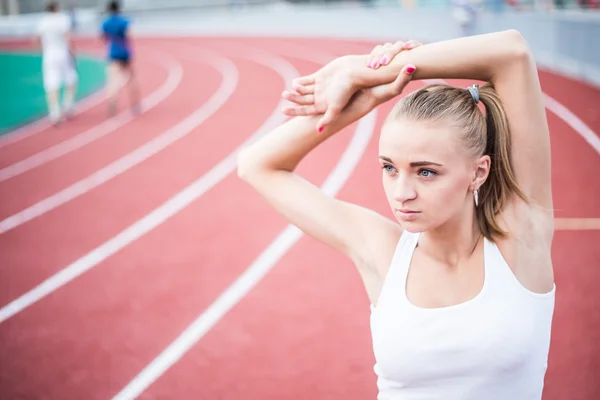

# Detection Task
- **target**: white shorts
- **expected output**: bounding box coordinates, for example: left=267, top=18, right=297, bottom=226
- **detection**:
left=42, top=53, right=78, bottom=92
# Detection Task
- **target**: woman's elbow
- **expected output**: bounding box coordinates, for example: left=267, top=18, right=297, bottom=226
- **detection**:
left=236, top=148, right=254, bottom=181
left=236, top=147, right=267, bottom=183
left=504, top=29, right=533, bottom=64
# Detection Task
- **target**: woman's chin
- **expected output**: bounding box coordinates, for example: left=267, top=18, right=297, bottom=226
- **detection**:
left=398, top=219, right=427, bottom=233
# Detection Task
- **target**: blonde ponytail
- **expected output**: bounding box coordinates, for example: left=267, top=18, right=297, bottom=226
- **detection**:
left=476, top=83, right=527, bottom=239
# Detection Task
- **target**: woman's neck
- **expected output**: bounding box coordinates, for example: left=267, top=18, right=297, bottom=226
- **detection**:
left=418, top=206, right=482, bottom=267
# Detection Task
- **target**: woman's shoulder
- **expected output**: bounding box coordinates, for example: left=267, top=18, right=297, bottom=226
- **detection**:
left=371, top=223, right=406, bottom=277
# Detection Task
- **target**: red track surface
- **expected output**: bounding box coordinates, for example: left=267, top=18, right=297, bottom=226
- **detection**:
left=0, top=37, right=598, bottom=400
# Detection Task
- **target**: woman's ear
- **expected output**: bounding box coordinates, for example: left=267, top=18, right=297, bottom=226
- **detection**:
left=472, top=155, right=491, bottom=191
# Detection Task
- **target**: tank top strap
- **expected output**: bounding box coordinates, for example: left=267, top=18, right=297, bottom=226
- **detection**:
left=372, top=231, right=420, bottom=309
left=482, top=235, right=530, bottom=293
left=482, top=236, right=503, bottom=282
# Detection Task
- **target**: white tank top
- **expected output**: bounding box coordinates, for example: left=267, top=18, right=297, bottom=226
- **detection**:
left=370, top=231, right=555, bottom=400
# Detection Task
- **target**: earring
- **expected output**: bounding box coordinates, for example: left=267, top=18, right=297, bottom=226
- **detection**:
left=474, top=189, right=479, bottom=207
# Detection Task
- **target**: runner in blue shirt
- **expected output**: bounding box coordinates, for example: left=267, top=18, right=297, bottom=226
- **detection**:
left=101, top=1, right=141, bottom=116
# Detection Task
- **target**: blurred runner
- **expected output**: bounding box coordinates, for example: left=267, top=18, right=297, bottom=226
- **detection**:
left=35, top=1, right=78, bottom=125
left=101, top=0, right=141, bottom=116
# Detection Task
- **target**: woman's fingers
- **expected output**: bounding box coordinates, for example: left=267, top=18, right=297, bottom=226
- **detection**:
left=317, top=104, right=343, bottom=133
left=292, top=83, right=314, bottom=95
left=281, top=105, right=319, bottom=117
left=367, top=42, right=402, bottom=69
left=403, top=40, right=423, bottom=50
left=292, top=74, right=315, bottom=88
left=379, top=40, right=422, bottom=67
left=367, top=44, right=385, bottom=68
left=370, top=64, right=416, bottom=101
left=379, top=40, right=407, bottom=66
left=282, top=90, right=314, bottom=105
left=367, top=39, right=423, bottom=69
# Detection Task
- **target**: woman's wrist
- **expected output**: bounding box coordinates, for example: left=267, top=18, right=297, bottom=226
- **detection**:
left=348, top=54, right=405, bottom=90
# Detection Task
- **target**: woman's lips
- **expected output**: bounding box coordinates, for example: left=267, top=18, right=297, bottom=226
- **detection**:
left=395, top=209, right=421, bottom=221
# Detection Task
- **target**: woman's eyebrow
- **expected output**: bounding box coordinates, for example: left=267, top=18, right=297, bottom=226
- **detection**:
left=379, top=156, right=442, bottom=167
left=409, top=161, right=443, bottom=167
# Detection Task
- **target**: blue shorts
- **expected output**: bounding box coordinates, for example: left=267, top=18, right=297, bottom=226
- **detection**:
left=109, top=52, right=131, bottom=66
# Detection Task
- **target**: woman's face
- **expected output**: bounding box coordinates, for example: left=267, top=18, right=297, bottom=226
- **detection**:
left=378, top=118, right=488, bottom=232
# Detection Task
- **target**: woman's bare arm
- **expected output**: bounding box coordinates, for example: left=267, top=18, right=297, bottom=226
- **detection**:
left=288, top=30, right=552, bottom=213
left=237, top=68, right=416, bottom=272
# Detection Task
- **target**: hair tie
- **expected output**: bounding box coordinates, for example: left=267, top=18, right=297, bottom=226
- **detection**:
left=467, top=84, right=480, bottom=104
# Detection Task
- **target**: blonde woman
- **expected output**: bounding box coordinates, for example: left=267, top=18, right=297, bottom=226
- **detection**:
left=237, top=30, right=555, bottom=399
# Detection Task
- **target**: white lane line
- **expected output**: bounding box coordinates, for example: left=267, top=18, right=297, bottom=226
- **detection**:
left=0, top=52, right=183, bottom=183
left=112, top=107, right=378, bottom=400
left=554, top=218, right=600, bottom=230
left=0, top=49, right=235, bottom=234
left=0, top=50, right=128, bottom=150
left=0, top=48, right=298, bottom=324
left=111, top=44, right=377, bottom=400
left=543, top=94, right=600, bottom=156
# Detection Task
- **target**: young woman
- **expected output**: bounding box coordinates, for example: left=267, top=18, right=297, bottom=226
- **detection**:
left=100, top=0, right=141, bottom=116
left=237, top=30, right=556, bottom=399
left=36, top=1, right=78, bottom=124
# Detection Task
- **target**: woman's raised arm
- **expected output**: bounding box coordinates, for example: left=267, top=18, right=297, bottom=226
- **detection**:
left=237, top=66, right=417, bottom=287
left=286, top=30, right=553, bottom=212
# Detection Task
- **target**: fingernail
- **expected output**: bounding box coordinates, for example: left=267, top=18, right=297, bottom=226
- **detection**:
left=318, top=126, right=324, bottom=132
left=369, top=62, right=376, bottom=68
left=405, top=42, right=414, bottom=48
left=406, top=65, right=416, bottom=74
left=380, top=57, right=387, bottom=65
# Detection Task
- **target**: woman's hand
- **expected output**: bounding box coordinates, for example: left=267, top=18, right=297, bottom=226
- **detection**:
left=281, top=40, right=421, bottom=131
left=281, top=55, right=360, bottom=131
left=330, top=65, right=418, bottom=129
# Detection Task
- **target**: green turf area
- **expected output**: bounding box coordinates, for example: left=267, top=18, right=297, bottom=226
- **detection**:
left=0, top=52, right=106, bottom=135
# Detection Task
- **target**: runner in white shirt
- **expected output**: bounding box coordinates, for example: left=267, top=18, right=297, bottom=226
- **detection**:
left=36, top=1, right=78, bottom=124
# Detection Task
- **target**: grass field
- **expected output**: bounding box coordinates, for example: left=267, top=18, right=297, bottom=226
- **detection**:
left=0, top=51, right=106, bottom=134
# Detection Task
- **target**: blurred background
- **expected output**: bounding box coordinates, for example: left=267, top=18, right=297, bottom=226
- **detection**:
left=0, top=1, right=598, bottom=400
left=1, top=0, right=599, bottom=88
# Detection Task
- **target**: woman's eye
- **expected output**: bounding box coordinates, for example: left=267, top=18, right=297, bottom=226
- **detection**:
left=382, top=164, right=396, bottom=173
left=418, top=169, right=437, bottom=178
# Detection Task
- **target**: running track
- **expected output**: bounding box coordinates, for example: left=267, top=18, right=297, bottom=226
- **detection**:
left=0, top=36, right=598, bottom=400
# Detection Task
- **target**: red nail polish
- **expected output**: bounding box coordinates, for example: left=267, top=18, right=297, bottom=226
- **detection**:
left=406, top=66, right=415, bottom=73
left=318, top=126, right=324, bottom=132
